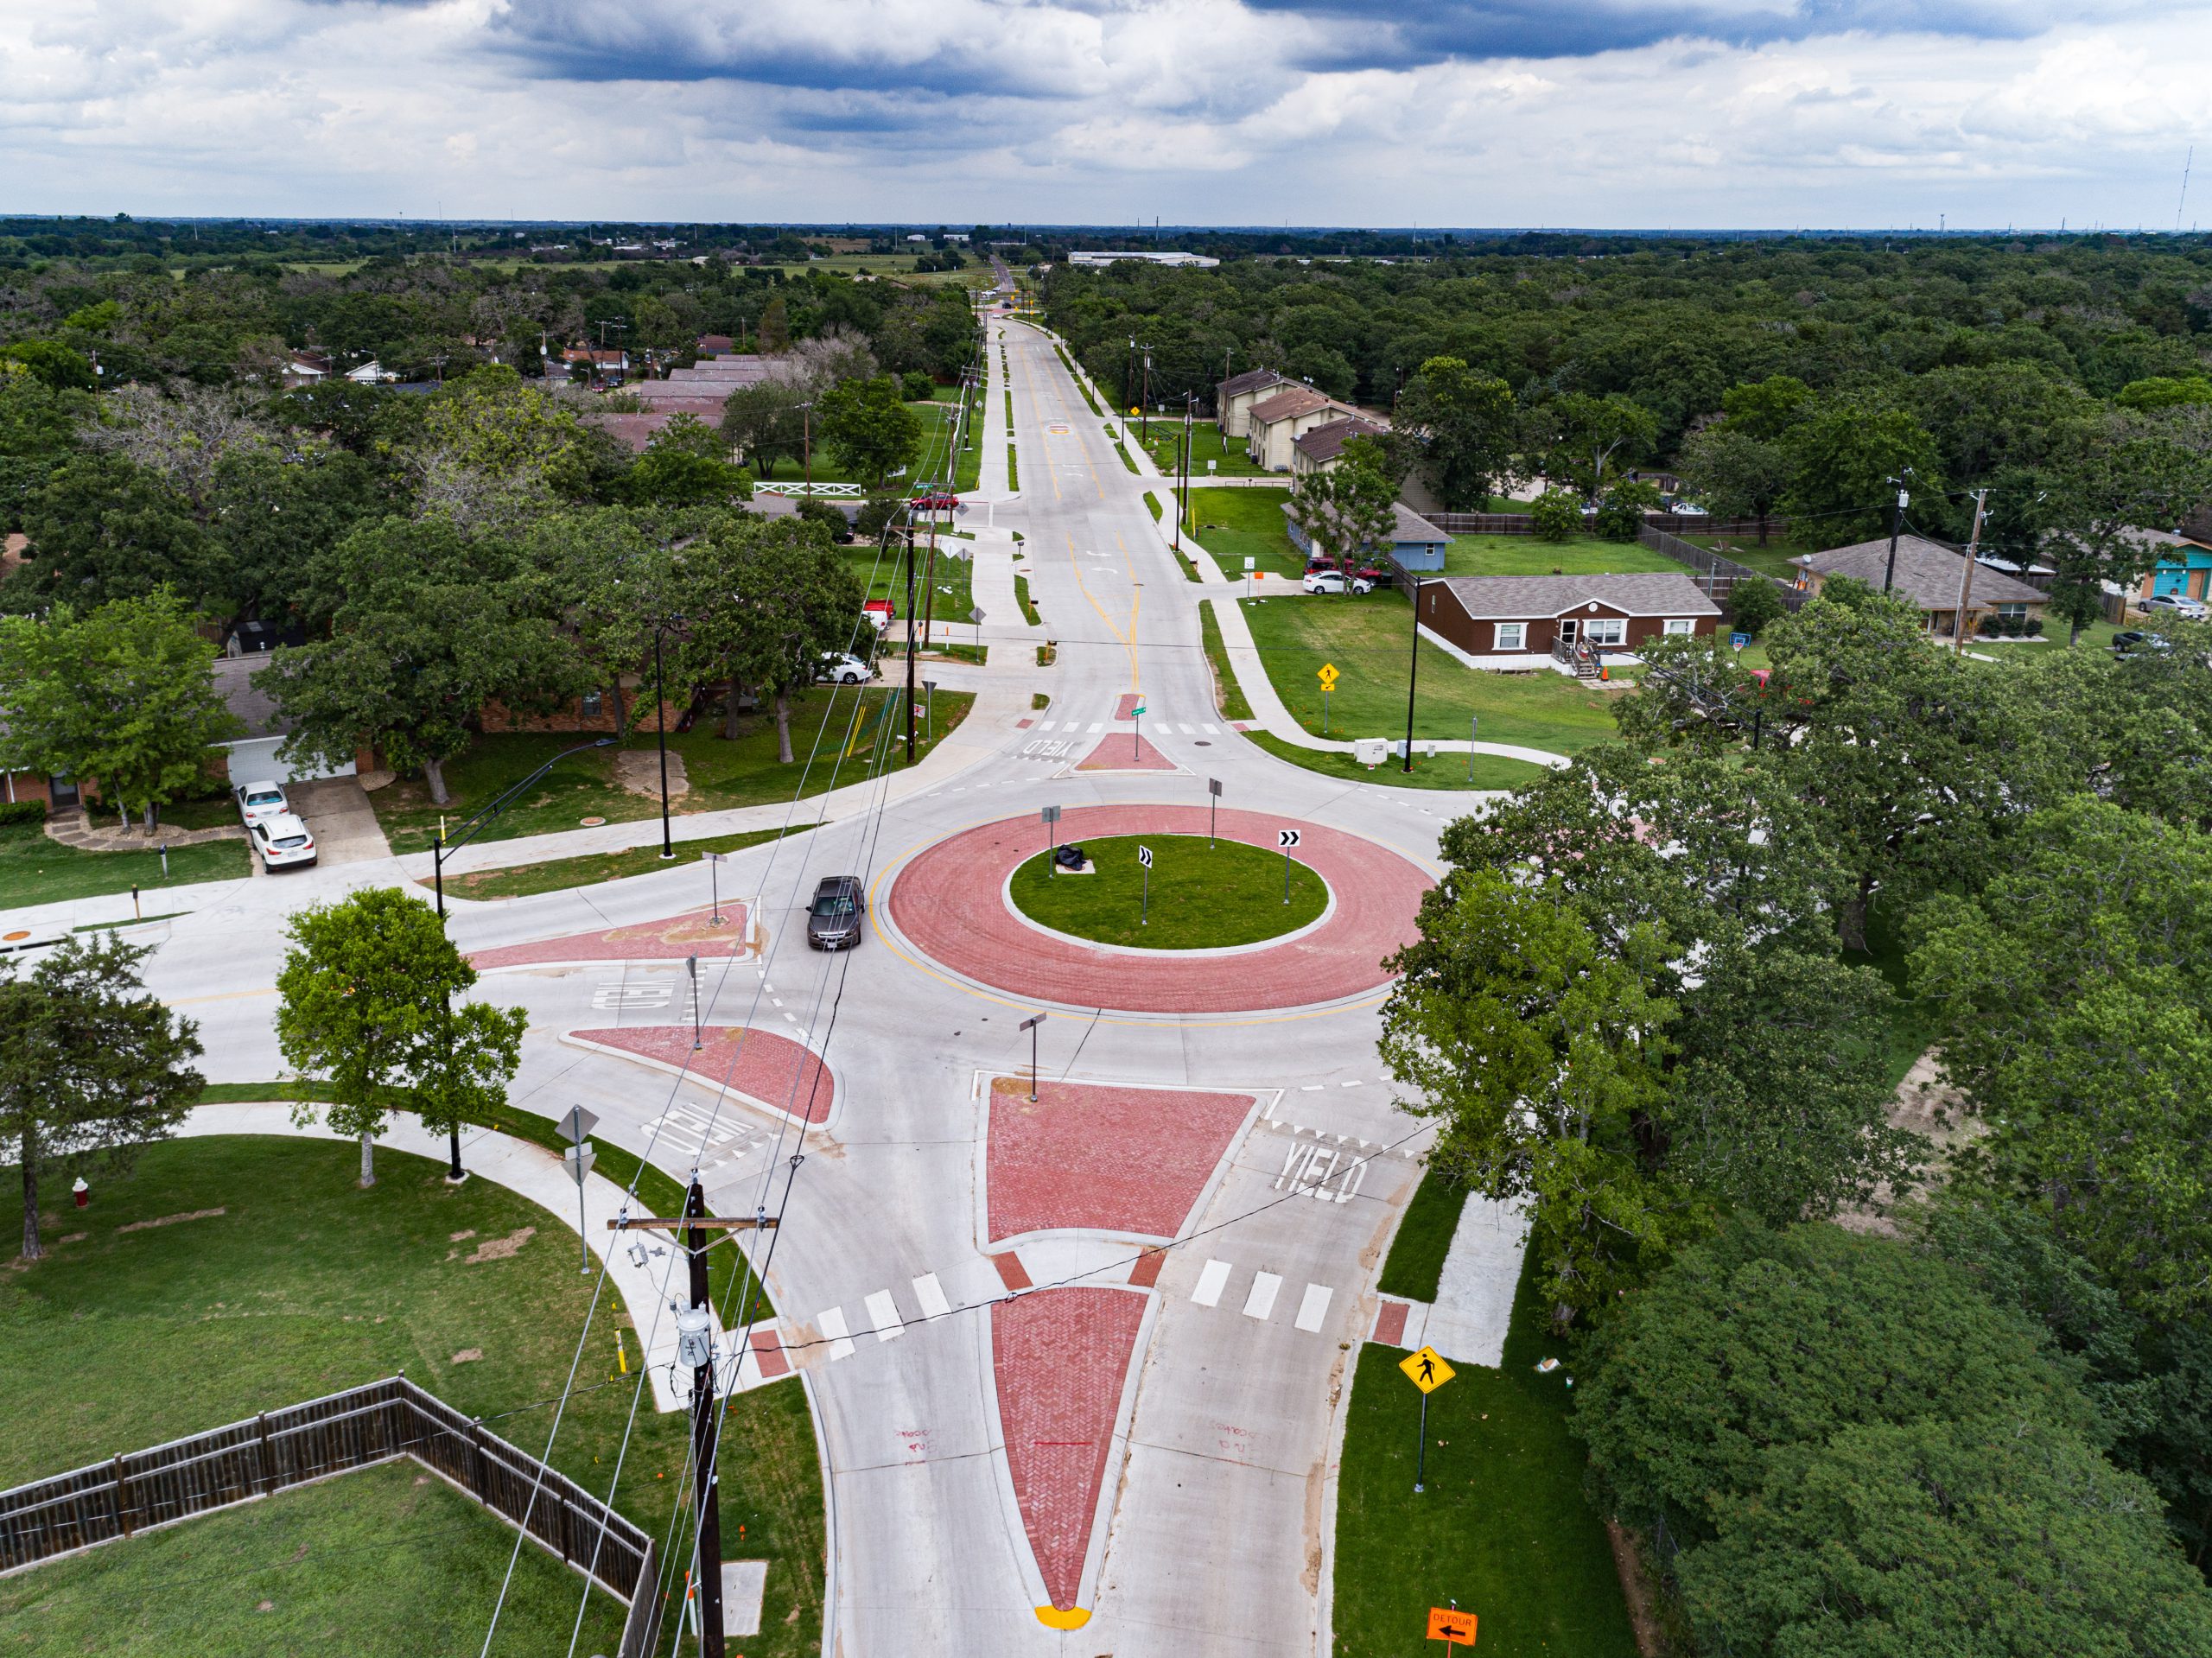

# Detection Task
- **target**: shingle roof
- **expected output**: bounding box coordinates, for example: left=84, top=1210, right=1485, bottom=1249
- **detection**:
left=1393, top=503, right=1448, bottom=544
left=1794, top=537, right=2045, bottom=608
left=1293, top=415, right=1391, bottom=465
left=1249, top=385, right=1333, bottom=425
left=1219, top=367, right=1290, bottom=398
left=1433, top=572, right=1723, bottom=620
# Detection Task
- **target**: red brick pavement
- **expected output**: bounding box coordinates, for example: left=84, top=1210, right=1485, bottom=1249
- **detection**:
left=471, top=905, right=750, bottom=969
left=993, top=1288, right=1146, bottom=1610
left=569, top=1025, right=836, bottom=1123
left=1372, top=1300, right=1409, bottom=1347
left=1074, top=734, right=1174, bottom=772
left=887, top=804, right=1429, bottom=1012
left=987, top=1077, right=1252, bottom=1242
left=1113, top=693, right=1142, bottom=719
left=749, top=1327, right=791, bottom=1379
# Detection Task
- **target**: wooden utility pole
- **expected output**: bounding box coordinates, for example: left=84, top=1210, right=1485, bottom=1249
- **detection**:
left=1954, top=488, right=1988, bottom=656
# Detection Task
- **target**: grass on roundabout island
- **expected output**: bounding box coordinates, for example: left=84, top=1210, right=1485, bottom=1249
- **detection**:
left=1008, top=834, right=1325, bottom=950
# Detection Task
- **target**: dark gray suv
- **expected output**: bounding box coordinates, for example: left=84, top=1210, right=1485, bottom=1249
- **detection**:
left=806, top=875, right=866, bottom=950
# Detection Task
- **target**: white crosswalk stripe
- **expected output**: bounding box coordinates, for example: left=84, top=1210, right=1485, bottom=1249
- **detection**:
left=865, top=1289, right=903, bottom=1341
left=818, top=1305, right=855, bottom=1362
left=1294, top=1283, right=1333, bottom=1332
left=1242, top=1272, right=1282, bottom=1321
left=912, top=1272, right=951, bottom=1320
left=1191, top=1259, right=1232, bottom=1308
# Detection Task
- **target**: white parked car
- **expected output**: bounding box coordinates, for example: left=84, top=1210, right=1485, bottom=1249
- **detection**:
left=234, top=779, right=289, bottom=826
left=250, top=812, right=317, bottom=869
left=1302, top=570, right=1372, bottom=595
left=2142, top=592, right=2209, bottom=620
left=816, top=652, right=877, bottom=685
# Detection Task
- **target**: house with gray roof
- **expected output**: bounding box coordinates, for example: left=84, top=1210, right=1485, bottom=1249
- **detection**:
left=1420, top=572, right=1721, bottom=672
left=1790, top=536, right=2047, bottom=639
left=1217, top=367, right=1293, bottom=438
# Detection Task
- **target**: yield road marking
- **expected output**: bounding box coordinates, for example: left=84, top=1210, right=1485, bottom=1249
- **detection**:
left=866, top=1289, right=903, bottom=1341
left=1191, top=1259, right=1232, bottom=1308
left=912, top=1273, right=951, bottom=1319
left=1242, top=1272, right=1282, bottom=1321
left=1294, top=1284, right=1333, bottom=1332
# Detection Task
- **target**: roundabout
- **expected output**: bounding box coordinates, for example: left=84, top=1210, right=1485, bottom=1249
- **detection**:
left=1007, top=834, right=1327, bottom=950
left=882, top=804, right=1434, bottom=1013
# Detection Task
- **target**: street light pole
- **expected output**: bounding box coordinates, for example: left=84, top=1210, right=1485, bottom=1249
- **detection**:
left=1020, top=1013, right=1047, bottom=1102
left=1403, top=577, right=1421, bottom=774
left=1881, top=473, right=1911, bottom=593
left=652, top=620, right=678, bottom=859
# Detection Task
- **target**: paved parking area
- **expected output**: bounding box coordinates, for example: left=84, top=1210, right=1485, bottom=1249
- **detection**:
left=286, top=777, right=391, bottom=868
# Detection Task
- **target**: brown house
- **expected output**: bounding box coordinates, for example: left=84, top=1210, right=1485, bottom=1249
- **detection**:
left=1420, top=573, right=1722, bottom=668
left=1789, top=537, right=2047, bottom=638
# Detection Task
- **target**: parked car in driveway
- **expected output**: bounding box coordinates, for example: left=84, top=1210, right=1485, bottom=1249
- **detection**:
left=234, top=779, right=289, bottom=827
left=805, top=875, right=865, bottom=950
left=862, top=598, right=896, bottom=628
left=1302, top=570, right=1372, bottom=595
left=2141, top=593, right=2209, bottom=620
left=817, top=651, right=876, bottom=685
left=2113, top=629, right=2177, bottom=654
left=909, top=491, right=961, bottom=511
left=250, top=812, right=316, bottom=869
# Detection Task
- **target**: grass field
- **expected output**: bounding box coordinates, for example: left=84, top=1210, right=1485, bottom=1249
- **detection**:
left=0, top=1460, right=629, bottom=1657
left=1239, top=594, right=1623, bottom=754
left=1332, top=1248, right=1637, bottom=1658
left=368, top=689, right=974, bottom=854
left=1376, top=1166, right=1471, bottom=1301
left=1440, top=534, right=1683, bottom=578
left=1199, top=600, right=1255, bottom=721
left=842, top=540, right=976, bottom=633
left=1679, top=531, right=1810, bottom=581
left=0, top=1135, right=824, bottom=1657
left=1189, top=486, right=1299, bottom=580
left=1008, top=835, right=1325, bottom=948
left=430, top=823, right=812, bottom=900
left=1243, top=731, right=1548, bottom=791
left=0, top=824, right=251, bottom=908
left=1141, top=419, right=1268, bottom=478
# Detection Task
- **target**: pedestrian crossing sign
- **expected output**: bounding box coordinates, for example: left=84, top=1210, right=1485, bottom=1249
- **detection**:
left=1400, top=1346, right=1454, bottom=1394
left=1318, top=662, right=1339, bottom=687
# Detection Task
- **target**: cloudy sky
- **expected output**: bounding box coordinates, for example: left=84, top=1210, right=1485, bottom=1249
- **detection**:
left=2, top=0, right=2206, bottom=228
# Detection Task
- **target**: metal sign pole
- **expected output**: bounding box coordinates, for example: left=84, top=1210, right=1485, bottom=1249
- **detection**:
left=1415, top=1391, right=1428, bottom=1494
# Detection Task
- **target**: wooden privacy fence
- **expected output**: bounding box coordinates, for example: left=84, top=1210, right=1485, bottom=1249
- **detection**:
left=0, top=1375, right=662, bottom=1658
left=1421, top=511, right=1775, bottom=538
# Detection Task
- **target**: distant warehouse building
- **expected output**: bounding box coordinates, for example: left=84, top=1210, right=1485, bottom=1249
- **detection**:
left=1066, top=251, right=1221, bottom=269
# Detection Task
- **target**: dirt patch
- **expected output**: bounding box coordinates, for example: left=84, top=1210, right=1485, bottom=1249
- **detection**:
left=463, top=1226, right=536, bottom=1264
left=1837, top=1047, right=1986, bottom=1237
left=452, top=1347, right=484, bottom=1364
left=448, top=1229, right=477, bottom=1242
left=118, top=1208, right=226, bottom=1234
left=1605, top=1519, right=1668, bottom=1656
left=615, top=749, right=689, bottom=798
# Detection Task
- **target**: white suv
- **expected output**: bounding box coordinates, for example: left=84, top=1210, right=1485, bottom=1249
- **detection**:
left=2142, top=592, right=2209, bottom=621
left=235, top=779, right=289, bottom=826
left=251, top=812, right=317, bottom=869
left=1302, top=570, right=1372, bottom=595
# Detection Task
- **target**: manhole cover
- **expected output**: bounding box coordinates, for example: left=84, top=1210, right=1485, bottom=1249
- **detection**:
left=1193, top=740, right=1211, bottom=746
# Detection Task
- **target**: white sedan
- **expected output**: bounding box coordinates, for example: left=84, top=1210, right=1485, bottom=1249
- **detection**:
left=234, top=779, right=289, bottom=826
left=816, top=652, right=877, bottom=685
left=1302, top=570, right=1372, bottom=595
left=250, top=812, right=317, bottom=869
left=2142, top=592, right=2209, bottom=620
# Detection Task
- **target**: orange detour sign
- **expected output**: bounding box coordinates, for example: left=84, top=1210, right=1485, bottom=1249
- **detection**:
left=1427, top=1606, right=1477, bottom=1646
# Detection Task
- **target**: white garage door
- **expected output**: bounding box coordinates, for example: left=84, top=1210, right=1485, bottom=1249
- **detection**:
left=222, top=737, right=356, bottom=787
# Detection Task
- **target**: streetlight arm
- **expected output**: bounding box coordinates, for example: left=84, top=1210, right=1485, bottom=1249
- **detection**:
left=436, top=736, right=618, bottom=861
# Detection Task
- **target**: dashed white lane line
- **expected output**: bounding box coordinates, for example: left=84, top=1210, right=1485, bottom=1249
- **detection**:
left=1192, top=1259, right=1232, bottom=1308
left=1242, top=1272, right=1282, bottom=1322
left=912, top=1272, right=951, bottom=1320
left=818, top=1305, right=855, bottom=1362
left=865, top=1289, right=903, bottom=1341
left=1294, top=1283, right=1334, bottom=1333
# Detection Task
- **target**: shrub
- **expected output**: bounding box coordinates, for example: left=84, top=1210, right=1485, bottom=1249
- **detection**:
left=0, top=799, right=48, bottom=829
left=854, top=494, right=906, bottom=543
left=2025, top=617, right=2045, bottom=636
left=900, top=371, right=935, bottom=403
left=1592, top=480, right=1662, bottom=540
left=1726, top=576, right=1786, bottom=637
left=1529, top=488, right=1583, bottom=542
left=792, top=496, right=852, bottom=541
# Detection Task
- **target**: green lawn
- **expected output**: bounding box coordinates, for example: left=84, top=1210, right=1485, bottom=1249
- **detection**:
left=1239, top=594, right=1624, bottom=755
left=431, top=823, right=812, bottom=901
left=1332, top=1248, right=1637, bottom=1658
left=842, top=540, right=976, bottom=633
left=0, top=1135, right=824, bottom=1658
left=0, top=824, right=251, bottom=908
left=1199, top=600, right=1255, bottom=721
left=1008, top=835, right=1325, bottom=948
left=1441, top=535, right=1683, bottom=578
left=1015, top=575, right=1040, bottom=626
left=1141, top=419, right=1268, bottom=478
left=369, top=688, right=975, bottom=855
left=1245, top=732, right=1548, bottom=792
left=1376, top=1166, right=1471, bottom=1301
left=1679, top=532, right=1811, bottom=582
left=1190, top=486, right=1299, bottom=580
left=0, top=1459, right=629, bottom=1658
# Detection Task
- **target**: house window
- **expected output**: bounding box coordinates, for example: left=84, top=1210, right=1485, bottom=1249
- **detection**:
left=1662, top=618, right=1696, bottom=636
left=1585, top=618, right=1627, bottom=646
left=1493, top=622, right=1526, bottom=651
left=1995, top=603, right=2028, bottom=619
left=582, top=691, right=604, bottom=719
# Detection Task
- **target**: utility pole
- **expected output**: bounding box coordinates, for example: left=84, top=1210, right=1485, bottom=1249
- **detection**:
left=1954, top=488, right=1988, bottom=656
left=904, top=518, right=919, bottom=765
left=652, top=619, right=679, bottom=859
left=1176, top=395, right=1193, bottom=552
left=1881, top=473, right=1912, bottom=593
left=683, top=1178, right=725, bottom=1657
left=1402, top=577, right=1421, bottom=774
left=1140, top=346, right=1154, bottom=447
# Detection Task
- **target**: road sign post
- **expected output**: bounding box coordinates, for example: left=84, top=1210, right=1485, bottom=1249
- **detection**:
left=1277, top=828, right=1301, bottom=905
left=1041, top=804, right=1062, bottom=877
left=703, top=849, right=728, bottom=925
left=1243, top=555, right=1255, bottom=599
left=1399, top=1345, right=1455, bottom=1493
left=1468, top=715, right=1479, bottom=783
left=969, top=606, right=986, bottom=651
left=1020, top=1013, right=1047, bottom=1102
left=1317, top=662, right=1339, bottom=734
left=1137, top=843, right=1153, bottom=925
left=1133, top=701, right=1146, bottom=760
left=556, top=1107, right=599, bottom=1276
left=1207, top=777, right=1222, bottom=847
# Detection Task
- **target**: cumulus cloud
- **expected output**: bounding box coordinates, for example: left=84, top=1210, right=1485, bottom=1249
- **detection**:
left=0, top=0, right=2203, bottom=227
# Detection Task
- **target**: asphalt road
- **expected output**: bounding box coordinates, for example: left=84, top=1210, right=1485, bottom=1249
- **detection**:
left=2, top=320, right=1512, bottom=1657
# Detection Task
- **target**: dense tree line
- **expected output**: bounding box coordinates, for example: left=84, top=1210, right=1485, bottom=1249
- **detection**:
left=1386, top=589, right=2212, bottom=1647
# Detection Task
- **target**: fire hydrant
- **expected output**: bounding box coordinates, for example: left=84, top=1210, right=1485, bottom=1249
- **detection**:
left=72, top=1177, right=89, bottom=1209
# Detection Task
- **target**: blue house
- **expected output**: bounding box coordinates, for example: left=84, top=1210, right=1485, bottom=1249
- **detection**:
left=2136, top=527, right=2212, bottom=600
left=1281, top=501, right=1452, bottom=573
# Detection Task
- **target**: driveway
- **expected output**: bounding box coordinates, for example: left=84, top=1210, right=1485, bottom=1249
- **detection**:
left=285, top=777, right=392, bottom=867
